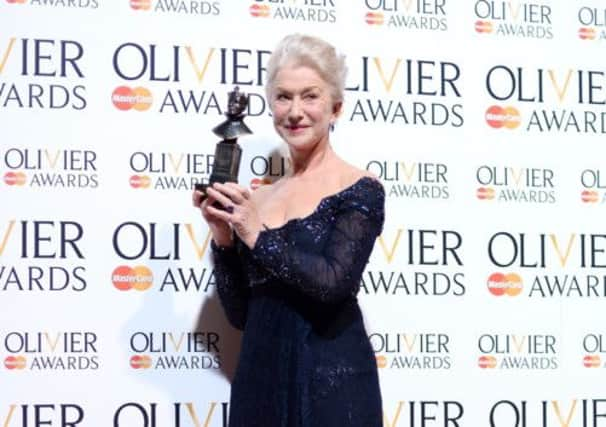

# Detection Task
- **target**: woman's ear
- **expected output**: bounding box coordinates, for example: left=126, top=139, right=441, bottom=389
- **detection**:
left=332, top=101, right=343, bottom=117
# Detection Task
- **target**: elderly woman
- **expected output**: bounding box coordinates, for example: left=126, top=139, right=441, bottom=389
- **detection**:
left=194, top=34, right=384, bottom=427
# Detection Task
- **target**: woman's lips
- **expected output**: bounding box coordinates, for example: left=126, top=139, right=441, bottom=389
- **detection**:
left=286, top=125, right=308, bottom=133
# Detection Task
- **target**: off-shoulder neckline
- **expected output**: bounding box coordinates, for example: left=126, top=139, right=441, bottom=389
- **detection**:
left=261, top=175, right=382, bottom=232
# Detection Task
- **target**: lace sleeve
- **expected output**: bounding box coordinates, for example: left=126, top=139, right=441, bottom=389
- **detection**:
left=211, top=240, right=250, bottom=330
left=249, top=180, right=385, bottom=304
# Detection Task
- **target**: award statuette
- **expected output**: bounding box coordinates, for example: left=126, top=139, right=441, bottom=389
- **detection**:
left=195, top=86, right=252, bottom=199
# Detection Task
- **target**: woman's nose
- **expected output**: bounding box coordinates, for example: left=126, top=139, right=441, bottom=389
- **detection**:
left=288, top=98, right=303, bottom=121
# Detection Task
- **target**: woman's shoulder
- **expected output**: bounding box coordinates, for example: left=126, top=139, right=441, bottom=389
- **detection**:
left=338, top=165, right=384, bottom=195
left=336, top=165, right=385, bottom=214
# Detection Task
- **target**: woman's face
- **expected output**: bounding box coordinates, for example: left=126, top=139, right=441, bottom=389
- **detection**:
left=270, top=63, right=339, bottom=152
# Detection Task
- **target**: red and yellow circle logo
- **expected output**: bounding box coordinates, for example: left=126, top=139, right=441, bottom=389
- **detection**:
left=129, top=175, right=151, bottom=189
left=130, top=355, right=153, bottom=369
left=485, top=106, right=521, bottom=129
left=249, top=4, right=270, bottom=17
left=478, top=355, right=497, bottom=369
left=583, top=354, right=601, bottom=368
left=112, top=265, right=153, bottom=291
left=578, top=27, right=596, bottom=40
left=130, top=0, right=151, bottom=10
left=365, top=12, right=384, bottom=25
left=487, top=272, right=523, bottom=296
left=581, top=190, right=599, bottom=203
left=3, top=172, right=26, bottom=186
left=476, top=187, right=495, bottom=200
left=112, top=86, right=153, bottom=111
left=4, top=356, right=26, bottom=370
left=475, top=20, right=493, bottom=33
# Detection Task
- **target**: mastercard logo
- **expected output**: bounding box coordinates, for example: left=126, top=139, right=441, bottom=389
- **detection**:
left=249, top=4, right=270, bottom=17
left=578, top=27, right=596, bottom=41
left=487, top=272, right=523, bottom=296
left=376, top=355, right=387, bottom=369
left=478, top=355, right=497, bottom=369
left=112, top=86, right=153, bottom=111
left=485, top=105, right=521, bottom=129
left=250, top=177, right=272, bottom=190
left=475, top=20, right=493, bottom=33
left=130, top=0, right=151, bottom=10
left=3, top=171, right=26, bottom=186
left=583, top=354, right=601, bottom=368
left=476, top=187, right=495, bottom=200
left=130, top=355, right=152, bottom=369
left=4, top=356, right=26, bottom=370
left=112, top=265, right=153, bottom=291
left=6, top=0, right=27, bottom=4
left=581, top=190, right=599, bottom=203
left=130, top=175, right=151, bottom=189
left=365, top=12, right=384, bottom=25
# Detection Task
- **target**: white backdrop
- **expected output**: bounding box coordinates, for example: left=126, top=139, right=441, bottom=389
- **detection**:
left=2, top=1, right=606, bottom=426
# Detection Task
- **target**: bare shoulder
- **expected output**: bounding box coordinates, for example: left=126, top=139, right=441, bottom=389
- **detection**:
left=336, top=163, right=385, bottom=214
left=338, top=161, right=381, bottom=188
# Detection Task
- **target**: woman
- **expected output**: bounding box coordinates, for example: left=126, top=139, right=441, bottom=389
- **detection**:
left=193, top=34, right=384, bottom=427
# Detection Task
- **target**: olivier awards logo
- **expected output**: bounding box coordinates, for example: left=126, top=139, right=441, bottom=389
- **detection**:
left=580, top=169, right=606, bottom=204
left=370, top=331, right=451, bottom=370
left=346, top=55, right=463, bottom=128
left=578, top=6, right=606, bottom=41
left=1, top=148, right=99, bottom=189
left=486, top=231, right=606, bottom=298
left=363, top=0, right=448, bottom=31
left=0, top=37, right=87, bottom=110
left=248, top=0, right=336, bottom=23
left=483, top=64, right=606, bottom=134
left=582, top=334, right=606, bottom=368
left=363, top=227, right=465, bottom=297
left=0, top=219, right=87, bottom=292
left=3, top=331, right=99, bottom=371
left=473, top=0, right=553, bottom=39
left=111, top=221, right=215, bottom=293
left=366, top=160, right=449, bottom=200
left=110, top=42, right=271, bottom=117
left=129, top=0, right=221, bottom=15
left=475, top=165, right=556, bottom=204
left=477, top=333, right=558, bottom=370
left=126, top=151, right=214, bottom=191
left=127, top=331, right=220, bottom=370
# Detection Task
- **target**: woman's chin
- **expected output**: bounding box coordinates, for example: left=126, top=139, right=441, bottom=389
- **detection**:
left=283, top=139, right=317, bottom=152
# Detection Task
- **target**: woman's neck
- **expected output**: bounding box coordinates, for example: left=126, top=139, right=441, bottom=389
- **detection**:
left=289, top=141, right=334, bottom=177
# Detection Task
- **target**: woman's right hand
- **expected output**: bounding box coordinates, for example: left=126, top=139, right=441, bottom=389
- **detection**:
left=193, top=189, right=233, bottom=247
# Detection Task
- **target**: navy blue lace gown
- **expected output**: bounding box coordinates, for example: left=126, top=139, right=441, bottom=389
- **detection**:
left=212, top=176, right=384, bottom=427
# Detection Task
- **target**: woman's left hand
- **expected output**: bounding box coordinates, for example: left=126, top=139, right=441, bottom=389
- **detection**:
left=205, top=182, right=263, bottom=249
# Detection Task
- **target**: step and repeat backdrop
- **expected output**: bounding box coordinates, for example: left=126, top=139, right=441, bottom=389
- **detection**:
left=2, top=0, right=606, bottom=426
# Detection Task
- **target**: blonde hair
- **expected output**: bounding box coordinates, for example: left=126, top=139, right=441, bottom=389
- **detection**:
left=265, top=34, right=347, bottom=106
